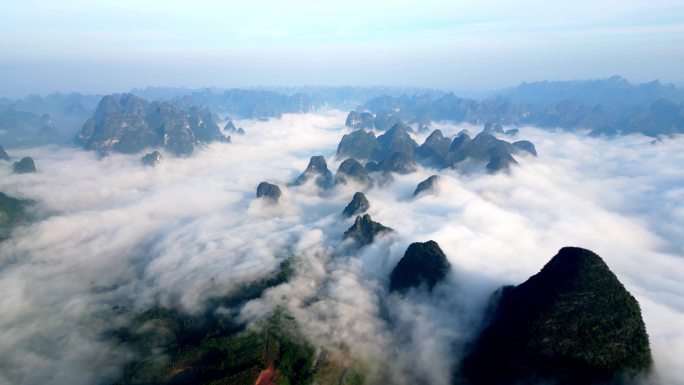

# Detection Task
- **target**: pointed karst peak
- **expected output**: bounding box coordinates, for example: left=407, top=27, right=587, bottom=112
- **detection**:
left=336, top=129, right=379, bottom=161
left=342, top=192, right=370, bottom=217
left=256, top=182, right=282, bottom=203
left=413, top=175, right=440, bottom=197
left=461, top=246, right=652, bottom=385
left=389, top=240, right=451, bottom=293
left=335, top=158, right=371, bottom=186
left=294, top=155, right=333, bottom=188
left=418, top=129, right=451, bottom=165
left=12, top=157, right=36, bottom=174
left=342, top=214, right=392, bottom=247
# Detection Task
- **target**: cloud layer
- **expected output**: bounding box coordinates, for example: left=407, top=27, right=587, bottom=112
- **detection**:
left=0, top=111, right=682, bottom=384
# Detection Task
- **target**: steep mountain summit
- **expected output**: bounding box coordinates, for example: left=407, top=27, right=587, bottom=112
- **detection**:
left=335, top=158, right=371, bottom=186
left=389, top=240, right=451, bottom=293
left=413, top=175, right=440, bottom=197
left=461, top=247, right=652, bottom=384
left=77, top=93, right=228, bottom=155
left=256, top=182, right=282, bottom=202
left=12, top=157, right=36, bottom=173
left=342, top=192, right=370, bottom=217
left=343, top=214, right=392, bottom=247
left=293, top=155, right=334, bottom=188
left=336, top=129, right=380, bottom=160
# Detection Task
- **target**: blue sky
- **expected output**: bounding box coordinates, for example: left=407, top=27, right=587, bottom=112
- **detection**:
left=1, top=0, right=684, bottom=97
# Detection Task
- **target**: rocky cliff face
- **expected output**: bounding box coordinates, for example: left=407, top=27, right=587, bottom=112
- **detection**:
left=335, top=115, right=538, bottom=176
left=337, top=129, right=380, bottom=161
left=342, top=192, right=370, bottom=217
left=413, top=175, right=440, bottom=197
left=256, top=182, right=282, bottom=203
left=77, top=94, right=228, bottom=155
left=461, top=247, right=652, bottom=385
left=343, top=214, right=392, bottom=247
left=335, top=158, right=371, bottom=186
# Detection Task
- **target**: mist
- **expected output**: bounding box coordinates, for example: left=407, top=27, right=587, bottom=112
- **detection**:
left=0, top=111, right=683, bottom=385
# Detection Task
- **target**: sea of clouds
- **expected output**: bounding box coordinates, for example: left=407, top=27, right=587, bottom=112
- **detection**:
left=0, top=110, right=682, bottom=385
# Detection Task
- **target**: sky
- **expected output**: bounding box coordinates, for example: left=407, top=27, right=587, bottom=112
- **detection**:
left=1, top=0, right=684, bottom=97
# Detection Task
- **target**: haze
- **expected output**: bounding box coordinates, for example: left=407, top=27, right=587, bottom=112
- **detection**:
left=2, top=0, right=684, bottom=97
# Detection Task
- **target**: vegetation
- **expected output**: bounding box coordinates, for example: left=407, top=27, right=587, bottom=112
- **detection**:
left=110, top=259, right=321, bottom=385
left=461, top=247, right=652, bottom=384
left=0, top=192, right=33, bottom=240
left=389, top=240, right=451, bottom=292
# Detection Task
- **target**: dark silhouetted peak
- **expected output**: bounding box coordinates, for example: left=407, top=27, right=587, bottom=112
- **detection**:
left=141, top=151, right=162, bottom=167
left=294, top=155, right=333, bottom=188
left=345, top=110, right=374, bottom=129
left=418, top=130, right=451, bottom=165
left=236, top=127, right=245, bottom=135
left=256, top=182, right=282, bottom=202
left=461, top=247, right=652, bottom=385
left=447, top=131, right=521, bottom=173
left=389, top=240, right=451, bottom=293
left=485, top=151, right=517, bottom=173
left=342, top=192, right=370, bottom=217
left=448, top=131, right=472, bottom=156
left=336, top=129, right=380, bottom=161
left=374, top=122, right=418, bottom=161
left=0, top=145, right=9, bottom=161
left=376, top=151, right=416, bottom=174
left=343, top=214, right=392, bottom=247
left=364, top=161, right=379, bottom=173
left=468, top=132, right=511, bottom=158
left=413, top=175, right=440, bottom=197
left=504, top=128, right=519, bottom=136
left=12, top=157, right=36, bottom=174
left=335, top=158, right=371, bottom=186
left=512, top=140, right=537, bottom=156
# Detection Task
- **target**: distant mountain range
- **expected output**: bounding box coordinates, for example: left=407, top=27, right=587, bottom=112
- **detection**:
left=1, top=77, right=682, bottom=150
left=497, top=75, right=684, bottom=106
left=362, top=76, right=684, bottom=137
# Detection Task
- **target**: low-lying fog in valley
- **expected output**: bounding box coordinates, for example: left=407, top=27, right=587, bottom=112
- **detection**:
left=1, top=111, right=683, bottom=385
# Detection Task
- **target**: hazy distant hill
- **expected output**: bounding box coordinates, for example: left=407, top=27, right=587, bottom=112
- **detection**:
left=498, top=75, right=684, bottom=106
left=361, top=77, right=684, bottom=137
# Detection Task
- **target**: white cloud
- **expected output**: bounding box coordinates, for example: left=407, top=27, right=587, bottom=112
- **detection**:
left=0, top=112, right=682, bottom=384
